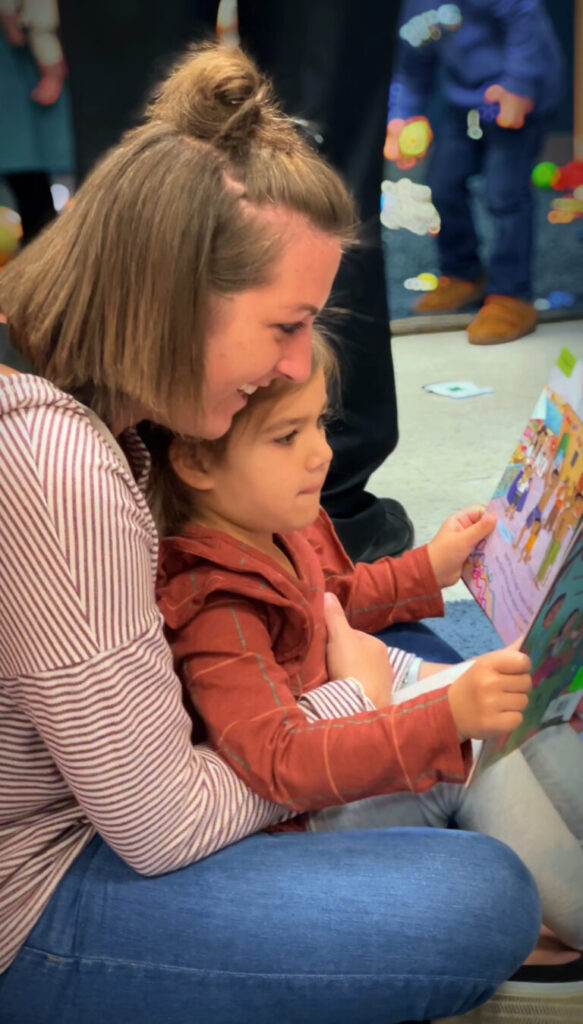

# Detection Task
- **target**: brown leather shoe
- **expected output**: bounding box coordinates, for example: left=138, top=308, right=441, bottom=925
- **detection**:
left=413, top=274, right=485, bottom=313
left=467, top=295, right=537, bottom=345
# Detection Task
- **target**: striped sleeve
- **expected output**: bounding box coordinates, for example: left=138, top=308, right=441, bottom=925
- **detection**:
left=0, top=382, right=374, bottom=878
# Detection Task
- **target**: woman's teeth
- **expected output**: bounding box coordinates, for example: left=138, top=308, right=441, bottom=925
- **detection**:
left=238, top=384, right=258, bottom=395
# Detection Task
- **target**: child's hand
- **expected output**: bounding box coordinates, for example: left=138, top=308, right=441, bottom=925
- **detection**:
left=448, top=645, right=532, bottom=742
left=427, top=505, right=496, bottom=587
left=483, top=84, right=534, bottom=129
left=324, top=593, right=394, bottom=709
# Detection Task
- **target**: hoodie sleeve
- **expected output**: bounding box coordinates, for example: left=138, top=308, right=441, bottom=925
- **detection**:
left=470, top=0, right=562, bottom=108
left=303, top=510, right=445, bottom=632
left=178, top=594, right=469, bottom=812
left=387, top=0, right=439, bottom=121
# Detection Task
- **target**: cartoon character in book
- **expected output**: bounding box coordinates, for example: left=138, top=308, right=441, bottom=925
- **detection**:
left=536, top=491, right=583, bottom=587
left=518, top=515, right=542, bottom=564
left=533, top=432, right=557, bottom=481
left=506, top=462, right=534, bottom=519
left=524, top=423, right=549, bottom=465
left=543, top=478, right=569, bottom=532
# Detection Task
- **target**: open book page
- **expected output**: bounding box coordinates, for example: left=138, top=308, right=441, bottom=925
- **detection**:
left=471, top=528, right=583, bottom=782
left=462, top=349, right=583, bottom=644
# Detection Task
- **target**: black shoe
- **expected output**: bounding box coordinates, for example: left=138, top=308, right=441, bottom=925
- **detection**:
left=331, top=495, right=415, bottom=563
left=509, top=952, right=583, bottom=983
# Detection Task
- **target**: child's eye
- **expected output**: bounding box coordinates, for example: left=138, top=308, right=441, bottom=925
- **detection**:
left=274, top=430, right=298, bottom=445
left=317, top=413, right=330, bottom=430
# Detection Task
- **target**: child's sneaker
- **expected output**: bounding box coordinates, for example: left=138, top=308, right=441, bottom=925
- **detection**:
left=413, top=274, right=486, bottom=313
left=467, top=295, right=537, bottom=345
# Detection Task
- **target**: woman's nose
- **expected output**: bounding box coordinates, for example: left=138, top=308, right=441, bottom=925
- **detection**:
left=275, top=331, right=313, bottom=382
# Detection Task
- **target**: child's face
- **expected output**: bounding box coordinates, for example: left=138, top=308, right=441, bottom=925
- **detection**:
left=200, top=367, right=333, bottom=536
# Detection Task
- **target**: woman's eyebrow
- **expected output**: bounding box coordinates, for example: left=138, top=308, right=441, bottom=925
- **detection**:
left=283, top=303, right=319, bottom=315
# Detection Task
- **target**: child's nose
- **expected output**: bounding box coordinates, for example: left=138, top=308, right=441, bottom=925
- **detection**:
left=307, top=437, right=333, bottom=471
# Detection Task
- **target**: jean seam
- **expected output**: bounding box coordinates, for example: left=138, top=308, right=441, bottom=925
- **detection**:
left=22, top=946, right=494, bottom=984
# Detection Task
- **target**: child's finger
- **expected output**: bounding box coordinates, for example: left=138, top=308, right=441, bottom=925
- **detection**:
left=464, top=512, right=497, bottom=546
left=499, top=690, right=530, bottom=712
left=499, top=671, right=532, bottom=694
left=455, top=504, right=489, bottom=525
left=493, top=647, right=532, bottom=674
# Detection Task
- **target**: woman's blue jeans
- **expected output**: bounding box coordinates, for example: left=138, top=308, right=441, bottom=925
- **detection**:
left=0, top=830, right=540, bottom=1024
left=0, top=627, right=541, bottom=1024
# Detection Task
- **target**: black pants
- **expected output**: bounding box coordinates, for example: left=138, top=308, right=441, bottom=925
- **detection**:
left=4, top=171, right=55, bottom=243
left=58, top=0, right=401, bottom=528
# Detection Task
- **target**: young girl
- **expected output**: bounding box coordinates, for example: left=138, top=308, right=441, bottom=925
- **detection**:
left=149, top=333, right=583, bottom=952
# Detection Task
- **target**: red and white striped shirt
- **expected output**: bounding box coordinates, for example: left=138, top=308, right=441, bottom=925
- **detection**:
left=0, top=373, right=373, bottom=974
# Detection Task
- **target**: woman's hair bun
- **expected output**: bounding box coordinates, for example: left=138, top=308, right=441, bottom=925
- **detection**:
left=147, top=43, right=280, bottom=154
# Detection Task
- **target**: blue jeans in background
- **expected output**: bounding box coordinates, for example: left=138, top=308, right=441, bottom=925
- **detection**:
left=428, top=106, right=548, bottom=299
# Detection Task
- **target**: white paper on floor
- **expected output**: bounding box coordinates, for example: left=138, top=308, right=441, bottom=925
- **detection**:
left=423, top=380, right=494, bottom=399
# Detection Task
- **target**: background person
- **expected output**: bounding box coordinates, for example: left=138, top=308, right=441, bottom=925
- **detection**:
left=386, top=0, right=564, bottom=345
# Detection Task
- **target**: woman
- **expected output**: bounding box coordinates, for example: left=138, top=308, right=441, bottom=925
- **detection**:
left=0, top=44, right=540, bottom=1024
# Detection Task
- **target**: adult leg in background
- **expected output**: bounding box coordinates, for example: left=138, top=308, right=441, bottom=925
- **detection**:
left=0, top=830, right=540, bottom=1024
left=57, top=0, right=218, bottom=181
left=238, top=0, right=413, bottom=562
left=4, top=172, right=55, bottom=243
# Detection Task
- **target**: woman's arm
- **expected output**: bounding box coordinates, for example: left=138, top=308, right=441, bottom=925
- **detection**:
left=0, top=395, right=370, bottom=874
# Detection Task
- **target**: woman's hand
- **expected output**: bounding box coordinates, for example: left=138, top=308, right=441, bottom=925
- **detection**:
left=448, top=645, right=532, bottom=742
left=427, top=505, right=496, bottom=588
left=324, top=593, right=393, bottom=709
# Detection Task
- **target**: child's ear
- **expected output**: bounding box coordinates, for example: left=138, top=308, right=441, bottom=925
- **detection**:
left=169, top=438, right=216, bottom=492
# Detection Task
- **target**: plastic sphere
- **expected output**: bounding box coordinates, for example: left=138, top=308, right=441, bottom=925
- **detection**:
left=0, top=207, right=22, bottom=267
left=547, top=291, right=575, bottom=308
left=417, top=272, right=439, bottom=290
left=399, top=119, right=431, bottom=157
left=531, top=162, right=558, bottom=189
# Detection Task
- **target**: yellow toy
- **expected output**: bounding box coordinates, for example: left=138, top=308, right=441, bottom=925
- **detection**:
left=0, top=207, right=23, bottom=267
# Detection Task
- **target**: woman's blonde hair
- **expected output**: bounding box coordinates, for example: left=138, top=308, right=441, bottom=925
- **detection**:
left=142, top=329, right=338, bottom=538
left=0, top=43, right=356, bottom=425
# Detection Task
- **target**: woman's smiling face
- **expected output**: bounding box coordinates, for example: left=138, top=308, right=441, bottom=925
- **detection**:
left=166, top=217, right=342, bottom=440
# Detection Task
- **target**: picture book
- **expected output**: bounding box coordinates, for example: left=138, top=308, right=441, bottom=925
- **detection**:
left=471, top=527, right=583, bottom=780
left=461, top=347, right=583, bottom=780
left=462, top=348, right=583, bottom=644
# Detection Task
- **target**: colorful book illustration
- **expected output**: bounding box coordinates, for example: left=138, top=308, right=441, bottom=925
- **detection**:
left=462, top=348, right=583, bottom=779
left=471, top=528, right=583, bottom=780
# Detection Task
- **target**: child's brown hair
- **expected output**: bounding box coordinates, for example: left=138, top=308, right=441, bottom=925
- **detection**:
left=142, top=330, right=338, bottom=538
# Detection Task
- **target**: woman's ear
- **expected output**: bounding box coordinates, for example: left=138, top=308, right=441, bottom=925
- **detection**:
left=169, top=438, right=215, bottom=491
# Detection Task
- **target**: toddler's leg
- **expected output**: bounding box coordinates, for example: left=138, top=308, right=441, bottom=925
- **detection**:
left=457, top=750, right=583, bottom=950
left=520, top=723, right=583, bottom=842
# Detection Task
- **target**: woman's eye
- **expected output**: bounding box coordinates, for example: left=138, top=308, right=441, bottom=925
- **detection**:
left=277, top=321, right=305, bottom=336
left=274, top=430, right=297, bottom=445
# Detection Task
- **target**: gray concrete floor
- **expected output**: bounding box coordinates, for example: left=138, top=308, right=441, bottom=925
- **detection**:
left=369, top=319, right=583, bottom=601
